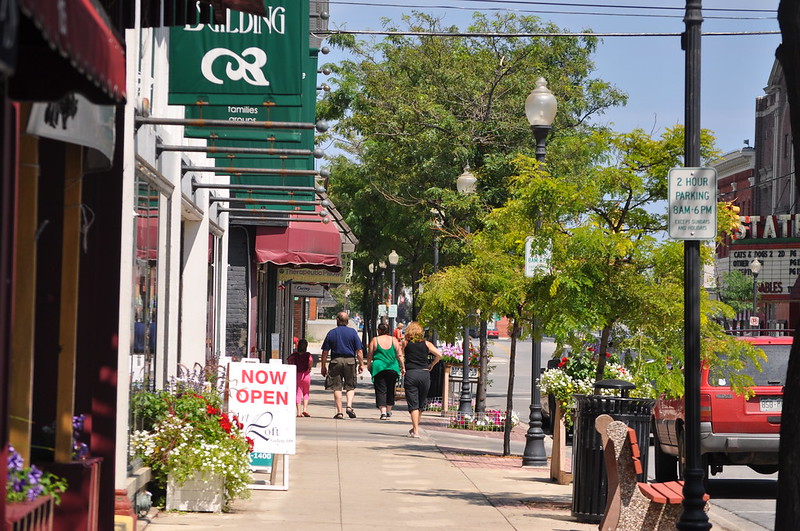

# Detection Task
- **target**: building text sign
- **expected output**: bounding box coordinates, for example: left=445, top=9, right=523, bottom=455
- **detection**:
left=228, top=361, right=296, bottom=458
left=168, top=2, right=303, bottom=105
left=668, top=167, right=717, bottom=240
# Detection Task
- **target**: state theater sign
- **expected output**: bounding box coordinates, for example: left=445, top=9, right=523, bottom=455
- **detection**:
left=717, top=214, right=800, bottom=298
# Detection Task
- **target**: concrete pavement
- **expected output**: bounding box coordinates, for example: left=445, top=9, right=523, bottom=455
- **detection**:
left=139, top=368, right=752, bottom=530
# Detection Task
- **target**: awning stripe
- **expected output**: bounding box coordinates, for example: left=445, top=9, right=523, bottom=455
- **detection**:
left=19, top=0, right=126, bottom=102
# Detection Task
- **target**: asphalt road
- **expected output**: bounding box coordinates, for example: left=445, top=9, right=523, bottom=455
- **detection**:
left=482, top=337, right=777, bottom=530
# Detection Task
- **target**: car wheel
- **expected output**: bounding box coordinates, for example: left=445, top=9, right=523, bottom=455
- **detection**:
left=748, top=464, right=779, bottom=475
left=653, top=423, right=678, bottom=482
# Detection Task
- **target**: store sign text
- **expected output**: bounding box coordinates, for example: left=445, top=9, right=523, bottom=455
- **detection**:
left=734, top=214, right=800, bottom=240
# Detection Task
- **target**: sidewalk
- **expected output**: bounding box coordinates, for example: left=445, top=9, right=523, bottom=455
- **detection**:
left=139, top=372, right=748, bottom=530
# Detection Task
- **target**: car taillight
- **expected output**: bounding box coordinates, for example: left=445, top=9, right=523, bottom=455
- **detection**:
left=700, top=393, right=711, bottom=422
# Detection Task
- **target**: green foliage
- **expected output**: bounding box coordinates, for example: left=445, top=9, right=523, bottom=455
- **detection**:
left=718, top=270, right=756, bottom=315
left=319, top=12, right=627, bottom=314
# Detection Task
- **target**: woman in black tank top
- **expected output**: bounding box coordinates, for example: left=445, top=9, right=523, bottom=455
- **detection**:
left=402, top=322, right=441, bottom=438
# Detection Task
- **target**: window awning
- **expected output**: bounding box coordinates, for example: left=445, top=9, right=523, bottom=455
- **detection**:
left=255, top=214, right=342, bottom=271
left=11, top=0, right=126, bottom=104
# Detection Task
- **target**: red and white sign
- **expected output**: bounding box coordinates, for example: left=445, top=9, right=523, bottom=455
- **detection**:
left=750, top=316, right=760, bottom=327
left=228, top=361, right=296, bottom=455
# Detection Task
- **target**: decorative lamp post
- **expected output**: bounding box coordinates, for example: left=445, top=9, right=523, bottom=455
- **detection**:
left=750, top=259, right=762, bottom=333
left=379, top=261, right=387, bottom=326
left=368, top=263, right=377, bottom=338
left=457, top=168, right=477, bottom=414
left=388, top=250, right=400, bottom=330
left=522, top=76, right=556, bottom=467
left=431, top=210, right=441, bottom=345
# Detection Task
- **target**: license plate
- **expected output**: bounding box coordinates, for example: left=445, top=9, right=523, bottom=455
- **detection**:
left=760, top=397, right=782, bottom=412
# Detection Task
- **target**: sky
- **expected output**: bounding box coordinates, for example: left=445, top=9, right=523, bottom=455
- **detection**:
left=318, top=0, right=782, bottom=156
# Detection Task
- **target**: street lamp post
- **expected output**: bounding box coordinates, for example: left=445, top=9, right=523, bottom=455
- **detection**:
left=750, top=259, right=762, bottom=333
left=522, top=76, right=557, bottom=467
left=457, top=168, right=477, bottom=414
left=432, top=211, right=441, bottom=345
left=388, top=250, right=399, bottom=330
left=379, top=261, right=387, bottom=326
left=678, top=1, right=710, bottom=527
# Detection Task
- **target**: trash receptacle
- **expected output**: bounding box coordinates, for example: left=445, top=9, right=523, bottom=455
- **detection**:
left=571, top=380, right=655, bottom=524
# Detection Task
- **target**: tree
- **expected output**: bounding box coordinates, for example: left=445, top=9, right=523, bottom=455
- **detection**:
left=718, top=270, right=757, bottom=314
left=318, top=12, right=628, bottom=324
left=469, top=126, right=762, bottom=398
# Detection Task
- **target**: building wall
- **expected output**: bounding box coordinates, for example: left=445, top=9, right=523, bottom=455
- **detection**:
left=755, top=61, right=796, bottom=216
left=226, top=227, right=250, bottom=360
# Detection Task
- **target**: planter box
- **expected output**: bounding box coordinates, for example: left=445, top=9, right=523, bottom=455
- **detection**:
left=43, top=456, right=102, bottom=531
left=166, top=472, right=224, bottom=513
left=6, top=495, right=54, bottom=531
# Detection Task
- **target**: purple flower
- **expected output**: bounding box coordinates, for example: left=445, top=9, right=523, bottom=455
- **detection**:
left=73, top=441, right=89, bottom=459
left=26, top=484, right=43, bottom=500
left=28, top=465, right=43, bottom=485
left=12, top=477, right=26, bottom=493
left=72, top=414, right=86, bottom=433
left=7, top=446, right=24, bottom=473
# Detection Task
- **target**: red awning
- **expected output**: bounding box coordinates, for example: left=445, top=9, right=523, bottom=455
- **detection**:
left=15, top=0, right=126, bottom=103
left=255, top=214, right=342, bottom=270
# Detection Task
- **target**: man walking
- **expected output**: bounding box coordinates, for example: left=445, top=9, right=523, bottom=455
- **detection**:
left=320, top=312, right=365, bottom=419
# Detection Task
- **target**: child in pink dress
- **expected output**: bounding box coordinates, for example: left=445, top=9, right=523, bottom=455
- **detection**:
left=288, top=339, right=313, bottom=417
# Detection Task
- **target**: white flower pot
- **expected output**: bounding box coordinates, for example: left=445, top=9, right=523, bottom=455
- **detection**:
left=166, top=471, right=224, bottom=512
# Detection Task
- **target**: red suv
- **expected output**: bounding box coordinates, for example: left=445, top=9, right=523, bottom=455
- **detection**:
left=652, top=335, right=791, bottom=481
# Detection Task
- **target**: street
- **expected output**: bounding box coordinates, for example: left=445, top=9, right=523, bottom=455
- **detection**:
left=483, top=337, right=777, bottom=530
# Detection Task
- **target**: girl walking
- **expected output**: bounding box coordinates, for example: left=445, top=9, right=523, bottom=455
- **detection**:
left=288, top=339, right=314, bottom=417
left=367, top=323, right=404, bottom=419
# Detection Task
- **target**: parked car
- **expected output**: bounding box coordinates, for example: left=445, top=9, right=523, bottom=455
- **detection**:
left=468, top=327, right=500, bottom=339
left=651, top=335, right=791, bottom=482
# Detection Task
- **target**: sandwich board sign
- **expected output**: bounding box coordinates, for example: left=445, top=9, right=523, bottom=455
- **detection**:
left=228, top=360, right=296, bottom=489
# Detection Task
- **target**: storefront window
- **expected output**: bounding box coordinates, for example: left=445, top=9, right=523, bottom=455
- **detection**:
left=131, top=177, right=160, bottom=390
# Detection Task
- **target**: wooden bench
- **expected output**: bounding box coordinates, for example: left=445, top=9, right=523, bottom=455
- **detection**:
left=595, top=415, right=709, bottom=531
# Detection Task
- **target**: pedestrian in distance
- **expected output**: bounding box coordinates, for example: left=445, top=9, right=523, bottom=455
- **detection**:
left=320, top=312, right=365, bottom=419
left=287, top=339, right=314, bottom=418
left=393, top=322, right=405, bottom=342
left=367, top=322, right=405, bottom=420
left=402, top=321, right=441, bottom=438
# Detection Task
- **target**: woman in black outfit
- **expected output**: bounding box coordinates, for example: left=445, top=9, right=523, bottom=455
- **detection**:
left=402, top=321, right=441, bottom=438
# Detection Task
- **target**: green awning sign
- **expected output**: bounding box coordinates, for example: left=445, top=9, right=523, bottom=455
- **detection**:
left=169, top=2, right=304, bottom=105
left=184, top=104, right=306, bottom=142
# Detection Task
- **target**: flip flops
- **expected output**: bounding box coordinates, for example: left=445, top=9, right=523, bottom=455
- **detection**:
left=334, top=412, right=344, bottom=419
left=302, top=412, right=311, bottom=417
left=407, top=429, right=419, bottom=438
left=346, top=407, right=357, bottom=419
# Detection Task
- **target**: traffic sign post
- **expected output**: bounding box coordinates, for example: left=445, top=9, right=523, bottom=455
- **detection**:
left=668, top=167, right=717, bottom=241
left=525, top=236, right=551, bottom=278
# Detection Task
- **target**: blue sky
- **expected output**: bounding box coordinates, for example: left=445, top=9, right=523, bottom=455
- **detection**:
left=320, top=0, right=781, bottom=155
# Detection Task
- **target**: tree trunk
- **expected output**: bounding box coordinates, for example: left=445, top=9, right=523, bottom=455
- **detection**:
left=594, top=324, right=612, bottom=382
left=503, top=320, right=519, bottom=456
left=776, top=4, right=800, bottom=527
left=477, top=320, right=488, bottom=412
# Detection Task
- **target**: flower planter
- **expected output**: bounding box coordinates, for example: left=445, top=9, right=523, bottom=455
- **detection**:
left=6, top=495, right=54, bottom=531
left=166, top=472, right=224, bottom=513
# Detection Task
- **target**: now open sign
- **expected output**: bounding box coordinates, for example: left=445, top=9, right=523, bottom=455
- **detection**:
left=228, top=361, right=296, bottom=456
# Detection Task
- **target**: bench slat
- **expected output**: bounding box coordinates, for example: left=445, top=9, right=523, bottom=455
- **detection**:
left=650, top=482, right=684, bottom=504
left=638, top=483, right=668, bottom=504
